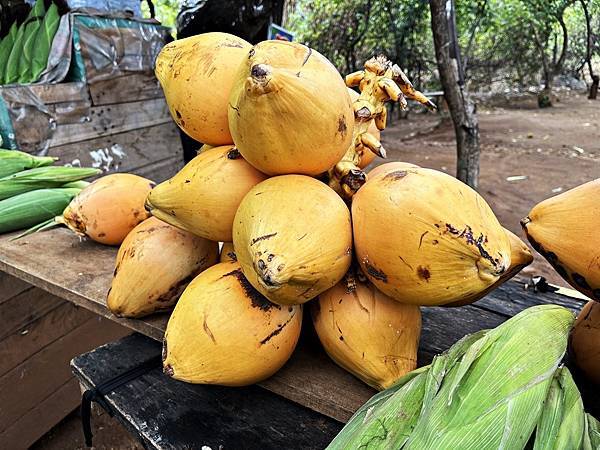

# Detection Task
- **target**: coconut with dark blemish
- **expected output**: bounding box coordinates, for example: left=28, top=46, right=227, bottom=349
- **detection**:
left=162, top=261, right=302, bottom=386
left=107, top=217, right=218, bottom=318
left=352, top=167, right=512, bottom=306
left=228, top=40, right=354, bottom=176
left=233, top=175, right=352, bottom=305
left=311, top=267, right=421, bottom=390
left=521, top=178, right=600, bottom=301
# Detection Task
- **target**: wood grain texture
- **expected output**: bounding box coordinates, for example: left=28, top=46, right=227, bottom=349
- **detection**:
left=89, top=74, right=164, bottom=106
left=0, top=301, right=94, bottom=377
left=48, top=98, right=172, bottom=148
left=0, top=272, right=30, bottom=305
left=72, top=334, right=343, bottom=450
left=0, top=315, right=128, bottom=433
left=0, top=82, right=89, bottom=105
left=0, top=228, right=589, bottom=424
left=0, top=378, right=80, bottom=450
left=48, top=122, right=183, bottom=178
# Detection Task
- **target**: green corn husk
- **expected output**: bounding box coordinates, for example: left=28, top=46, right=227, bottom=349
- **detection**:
left=533, top=367, right=585, bottom=450
left=0, top=22, right=18, bottom=84
left=31, top=3, right=60, bottom=82
left=533, top=366, right=600, bottom=450
left=0, top=166, right=100, bottom=200
left=61, top=180, right=90, bottom=189
left=0, top=187, right=81, bottom=234
left=328, top=305, right=575, bottom=450
left=583, top=413, right=600, bottom=450
left=0, top=148, right=57, bottom=178
left=18, top=0, right=46, bottom=83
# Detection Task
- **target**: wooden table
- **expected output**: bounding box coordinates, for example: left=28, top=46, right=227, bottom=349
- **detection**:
left=1, top=227, right=596, bottom=432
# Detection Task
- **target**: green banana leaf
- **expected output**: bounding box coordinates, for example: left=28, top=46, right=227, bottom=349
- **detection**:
left=4, top=21, right=27, bottom=84
left=18, top=0, right=46, bottom=83
left=31, top=3, right=60, bottom=82
left=0, top=22, right=18, bottom=85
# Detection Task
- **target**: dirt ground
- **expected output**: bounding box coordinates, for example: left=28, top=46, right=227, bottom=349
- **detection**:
left=30, top=91, right=598, bottom=448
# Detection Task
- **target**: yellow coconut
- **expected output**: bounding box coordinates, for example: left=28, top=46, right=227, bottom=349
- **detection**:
left=233, top=175, right=352, bottom=305
left=312, top=268, right=421, bottom=390
left=522, top=179, right=600, bottom=301
left=197, top=144, right=214, bottom=154
left=219, top=242, right=236, bottom=263
left=228, top=40, right=354, bottom=175
left=107, top=217, right=218, bottom=318
left=155, top=32, right=251, bottom=145
left=444, top=228, right=533, bottom=307
left=347, top=87, right=381, bottom=169
left=570, top=300, right=600, bottom=384
left=146, top=146, right=268, bottom=242
left=352, top=167, right=511, bottom=306
left=61, top=173, right=153, bottom=245
left=163, top=261, right=302, bottom=386
left=368, top=161, right=420, bottom=179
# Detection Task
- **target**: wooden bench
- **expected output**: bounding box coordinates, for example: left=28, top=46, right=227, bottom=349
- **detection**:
left=0, top=227, right=598, bottom=448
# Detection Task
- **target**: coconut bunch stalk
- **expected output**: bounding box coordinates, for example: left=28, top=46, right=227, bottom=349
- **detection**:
left=328, top=56, right=434, bottom=199
left=328, top=305, right=577, bottom=450
left=0, top=22, right=18, bottom=84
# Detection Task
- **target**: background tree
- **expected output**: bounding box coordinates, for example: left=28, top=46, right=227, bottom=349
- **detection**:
left=430, top=0, right=481, bottom=188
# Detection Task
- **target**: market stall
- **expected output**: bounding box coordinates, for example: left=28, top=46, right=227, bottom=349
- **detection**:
left=0, top=228, right=597, bottom=448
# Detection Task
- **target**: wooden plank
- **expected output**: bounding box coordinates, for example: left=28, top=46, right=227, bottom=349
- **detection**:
left=0, top=315, right=129, bottom=433
left=49, top=98, right=172, bottom=148
left=0, top=228, right=589, bottom=424
left=0, top=229, right=168, bottom=341
left=0, top=272, right=30, bottom=305
left=48, top=122, right=183, bottom=177
left=89, top=73, right=164, bottom=106
left=0, top=378, right=80, bottom=450
left=0, top=82, right=89, bottom=105
left=134, top=155, right=185, bottom=183
left=72, top=334, right=343, bottom=450
left=0, top=302, right=94, bottom=377
left=0, top=287, right=65, bottom=342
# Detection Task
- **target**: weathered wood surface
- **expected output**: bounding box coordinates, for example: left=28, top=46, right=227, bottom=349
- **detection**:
left=0, top=228, right=591, bottom=424
left=48, top=97, right=172, bottom=148
left=0, top=271, right=130, bottom=449
left=48, top=123, right=183, bottom=179
left=72, top=333, right=343, bottom=450
left=89, top=73, right=164, bottom=106
left=0, top=82, right=89, bottom=105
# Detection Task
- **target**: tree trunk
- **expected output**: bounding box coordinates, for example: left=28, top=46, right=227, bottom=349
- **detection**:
left=581, top=0, right=598, bottom=99
left=430, top=0, right=480, bottom=189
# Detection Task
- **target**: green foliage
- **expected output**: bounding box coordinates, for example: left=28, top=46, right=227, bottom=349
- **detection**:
left=288, top=0, right=599, bottom=91
left=141, top=0, right=178, bottom=36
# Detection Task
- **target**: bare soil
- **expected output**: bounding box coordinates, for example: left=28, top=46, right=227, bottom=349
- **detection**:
left=375, top=91, right=600, bottom=286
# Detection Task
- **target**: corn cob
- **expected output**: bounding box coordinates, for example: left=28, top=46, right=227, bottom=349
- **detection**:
left=0, top=166, right=100, bottom=200
left=328, top=305, right=575, bottom=450
left=31, top=3, right=60, bottom=82
left=18, top=0, right=45, bottom=83
left=0, top=149, right=56, bottom=178
left=0, top=22, right=18, bottom=84
left=0, top=187, right=81, bottom=234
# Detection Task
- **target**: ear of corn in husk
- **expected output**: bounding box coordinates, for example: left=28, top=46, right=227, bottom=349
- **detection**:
left=18, top=0, right=46, bottom=83
left=0, top=148, right=57, bottom=178
left=31, top=3, right=60, bottom=82
left=0, top=22, right=18, bottom=84
left=533, top=366, right=585, bottom=450
left=0, top=187, right=82, bottom=234
left=0, top=166, right=100, bottom=200
left=328, top=305, right=575, bottom=450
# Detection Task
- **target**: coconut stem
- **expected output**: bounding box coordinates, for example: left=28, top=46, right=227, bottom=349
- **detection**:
left=328, top=56, right=432, bottom=199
